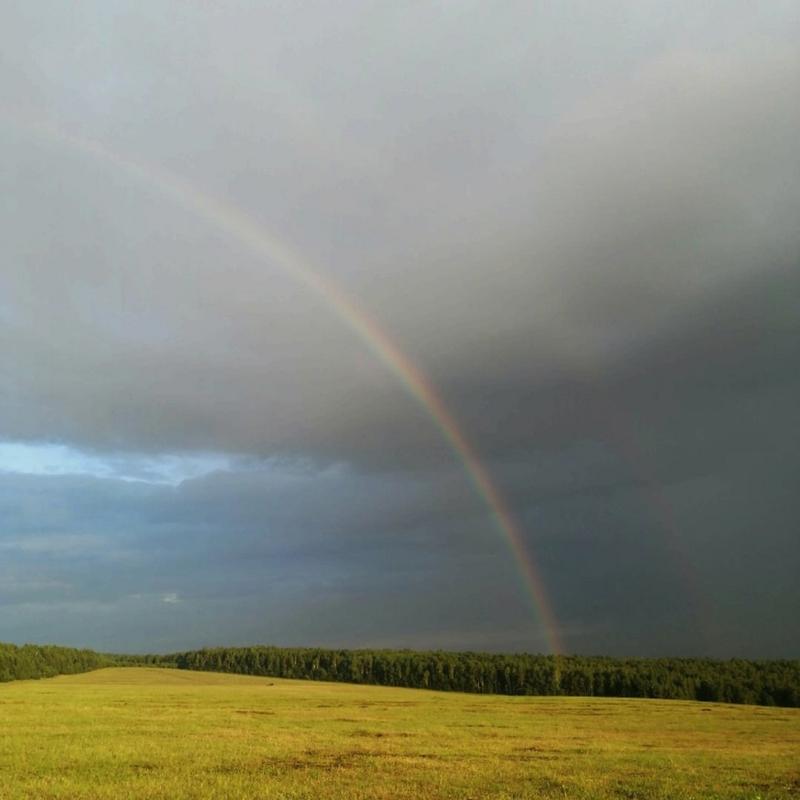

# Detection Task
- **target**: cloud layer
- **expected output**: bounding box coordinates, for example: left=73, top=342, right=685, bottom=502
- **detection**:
left=1, top=2, right=798, bottom=655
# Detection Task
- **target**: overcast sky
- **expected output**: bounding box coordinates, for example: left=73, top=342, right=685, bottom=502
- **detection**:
left=1, top=2, right=798, bottom=657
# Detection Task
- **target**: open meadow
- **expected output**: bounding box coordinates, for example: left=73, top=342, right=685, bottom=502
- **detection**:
left=0, top=667, right=798, bottom=799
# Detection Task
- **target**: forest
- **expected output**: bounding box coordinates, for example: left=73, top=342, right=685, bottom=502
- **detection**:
left=2, top=641, right=797, bottom=708
left=163, top=646, right=800, bottom=707
left=0, top=642, right=111, bottom=682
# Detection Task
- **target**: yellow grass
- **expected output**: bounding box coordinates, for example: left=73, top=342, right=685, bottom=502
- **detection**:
left=0, top=667, right=798, bottom=799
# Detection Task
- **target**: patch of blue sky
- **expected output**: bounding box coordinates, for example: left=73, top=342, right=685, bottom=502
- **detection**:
left=0, top=440, right=234, bottom=485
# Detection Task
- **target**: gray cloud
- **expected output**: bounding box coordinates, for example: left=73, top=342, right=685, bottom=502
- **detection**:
left=0, top=2, right=797, bottom=655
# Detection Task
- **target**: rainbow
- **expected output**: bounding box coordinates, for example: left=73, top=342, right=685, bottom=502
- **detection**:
left=6, top=117, right=564, bottom=655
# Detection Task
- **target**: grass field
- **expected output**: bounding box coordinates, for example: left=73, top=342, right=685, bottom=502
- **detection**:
left=0, top=667, right=798, bottom=799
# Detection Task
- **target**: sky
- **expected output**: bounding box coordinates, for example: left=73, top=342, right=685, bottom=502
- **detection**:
left=1, top=1, right=798, bottom=657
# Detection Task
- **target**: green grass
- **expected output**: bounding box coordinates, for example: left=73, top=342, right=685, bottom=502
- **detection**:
left=0, top=667, right=798, bottom=799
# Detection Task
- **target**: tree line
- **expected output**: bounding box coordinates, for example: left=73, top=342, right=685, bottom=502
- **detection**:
left=2, top=640, right=797, bottom=707
left=0, top=642, right=111, bottom=682
left=159, top=646, right=800, bottom=707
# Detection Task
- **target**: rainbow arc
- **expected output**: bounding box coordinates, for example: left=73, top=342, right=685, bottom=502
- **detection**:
left=6, top=117, right=564, bottom=655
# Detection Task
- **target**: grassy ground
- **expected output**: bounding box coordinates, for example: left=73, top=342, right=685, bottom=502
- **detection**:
left=0, top=667, right=798, bottom=799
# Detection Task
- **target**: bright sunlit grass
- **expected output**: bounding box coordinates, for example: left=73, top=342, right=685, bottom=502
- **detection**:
left=1, top=667, right=798, bottom=799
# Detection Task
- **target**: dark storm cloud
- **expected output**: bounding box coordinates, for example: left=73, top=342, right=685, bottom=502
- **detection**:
left=1, top=5, right=797, bottom=465
left=0, top=465, right=540, bottom=652
left=0, top=2, right=797, bottom=655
